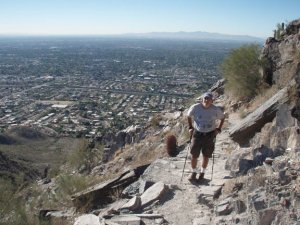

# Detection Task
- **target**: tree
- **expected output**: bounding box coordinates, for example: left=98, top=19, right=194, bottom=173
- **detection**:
left=219, top=44, right=261, bottom=100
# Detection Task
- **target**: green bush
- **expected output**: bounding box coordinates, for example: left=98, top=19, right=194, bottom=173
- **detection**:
left=67, top=139, right=89, bottom=168
left=0, top=178, right=34, bottom=225
left=67, top=139, right=103, bottom=172
left=56, top=173, right=91, bottom=196
left=220, top=44, right=262, bottom=100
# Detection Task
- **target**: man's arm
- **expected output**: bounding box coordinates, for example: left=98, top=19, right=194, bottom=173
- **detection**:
left=187, top=116, right=194, bottom=139
left=187, top=116, right=193, bottom=129
left=216, top=117, right=225, bottom=133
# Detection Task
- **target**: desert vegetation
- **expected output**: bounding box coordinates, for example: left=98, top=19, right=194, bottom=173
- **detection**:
left=219, top=44, right=262, bottom=100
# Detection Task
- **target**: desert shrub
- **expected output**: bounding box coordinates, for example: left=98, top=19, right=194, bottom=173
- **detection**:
left=67, top=138, right=89, bottom=168
left=67, top=139, right=103, bottom=171
left=150, top=114, right=162, bottom=127
left=274, top=22, right=285, bottom=40
left=0, top=178, right=34, bottom=225
left=220, top=44, right=262, bottom=100
left=56, top=173, right=91, bottom=196
left=238, top=109, right=247, bottom=119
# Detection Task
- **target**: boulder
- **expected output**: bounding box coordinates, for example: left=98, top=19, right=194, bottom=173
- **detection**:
left=192, top=216, right=211, bottom=225
left=140, top=181, right=169, bottom=208
left=73, top=214, right=102, bottom=225
left=71, top=164, right=149, bottom=212
left=258, top=209, right=278, bottom=225
left=109, top=215, right=141, bottom=225
left=208, top=78, right=225, bottom=96
left=215, top=197, right=233, bottom=216
left=120, top=196, right=141, bottom=211
left=229, top=87, right=289, bottom=145
left=249, top=191, right=267, bottom=211
left=122, top=179, right=154, bottom=198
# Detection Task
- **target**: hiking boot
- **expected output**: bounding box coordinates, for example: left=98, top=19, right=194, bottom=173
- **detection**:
left=197, top=173, right=205, bottom=181
left=188, top=172, right=197, bottom=181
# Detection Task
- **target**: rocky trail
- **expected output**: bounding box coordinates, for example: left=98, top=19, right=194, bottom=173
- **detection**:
left=138, top=122, right=233, bottom=225
left=72, top=114, right=239, bottom=225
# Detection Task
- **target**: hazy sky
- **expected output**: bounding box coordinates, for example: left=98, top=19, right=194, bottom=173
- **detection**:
left=1, top=0, right=299, bottom=38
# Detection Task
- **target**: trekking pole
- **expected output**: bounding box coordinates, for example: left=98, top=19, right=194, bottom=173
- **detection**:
left=180, top=137, right=192, bottom=183
left=211, top=136, right=217, bottom=186
left=210, top=152, right=215, bottom=186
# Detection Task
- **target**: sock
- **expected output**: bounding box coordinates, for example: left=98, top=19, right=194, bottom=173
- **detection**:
left=192, top=168, right=200, bottom=173
left=201, top=167, right=206, bottom=174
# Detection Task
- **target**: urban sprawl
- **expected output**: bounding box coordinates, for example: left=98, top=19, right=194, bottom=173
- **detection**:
left=0, top=37, right=240, bottom=138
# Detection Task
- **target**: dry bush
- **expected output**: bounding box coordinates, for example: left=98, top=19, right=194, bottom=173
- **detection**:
left=109, top=187, right=123, bottom=201
left=150, top=114, right=162, bottom=127
left=250, top=84, right=279, bottom=110
left=236, top=84, right=279, bottom=118
left=238, top=109, right=248, bottom=119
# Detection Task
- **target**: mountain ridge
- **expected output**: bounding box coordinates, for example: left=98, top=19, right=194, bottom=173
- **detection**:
left=0, top=31, right=265, bottom=42
left=120, top=30, right=265, bottom=42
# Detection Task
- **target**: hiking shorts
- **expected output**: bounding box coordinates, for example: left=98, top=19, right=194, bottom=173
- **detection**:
left=190, top=130, right=216, bottom=158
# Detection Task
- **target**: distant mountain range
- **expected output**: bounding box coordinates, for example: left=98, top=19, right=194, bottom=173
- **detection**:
left=120, top=31, right=265, bottom=43
left=0, top=31, right=265, bottom=43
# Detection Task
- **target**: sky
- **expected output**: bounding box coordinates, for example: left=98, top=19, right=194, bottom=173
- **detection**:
left=0, top=0, right=299, bottom=38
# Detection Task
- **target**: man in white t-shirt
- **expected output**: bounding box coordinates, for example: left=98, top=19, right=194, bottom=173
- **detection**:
left=187, top=92, right=225, bottom=182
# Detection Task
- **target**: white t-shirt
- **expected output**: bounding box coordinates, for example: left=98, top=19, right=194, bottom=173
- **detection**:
left=187, top=103, right=225, bottom=133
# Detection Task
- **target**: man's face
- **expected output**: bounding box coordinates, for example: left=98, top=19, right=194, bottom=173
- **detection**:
left=202, top=97, right=213, bottom=108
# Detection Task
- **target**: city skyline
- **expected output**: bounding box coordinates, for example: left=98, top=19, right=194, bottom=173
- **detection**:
left=1, top=0, right=300, bottom=38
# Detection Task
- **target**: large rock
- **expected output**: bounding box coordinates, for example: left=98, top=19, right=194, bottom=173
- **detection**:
left=259, top=209, right=277, bottom=225
left=120, top=196, right=141, bottom=211
left=71, top=164, right=149, bottom=212
left=140, top=181, right=169, bottom=208
left=100, top=125, right=144, bottom=162
left=229, top=87, right=289, bottom=145
left=73, top=214, right=102, bottom=225
left=122, top=179, right=154, bottom=198
left=215, top=197, right=233, bottom=216
left=208, top=78, right=225, bottom=96
left=249, top=190, right=267, bottom=211
left=109, top=215, right=141, bottom=225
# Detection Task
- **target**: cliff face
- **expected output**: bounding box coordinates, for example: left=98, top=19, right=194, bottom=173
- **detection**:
left=214, top=19, right=300, bottom=224
left=261, top=19, right=300, bottom=122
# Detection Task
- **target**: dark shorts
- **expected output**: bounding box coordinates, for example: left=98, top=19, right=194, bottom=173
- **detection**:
left=190, top=130, right=216, bottom=158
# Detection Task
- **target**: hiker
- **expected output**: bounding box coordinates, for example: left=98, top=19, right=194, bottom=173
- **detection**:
left=187, top=92, right=225, bottom=182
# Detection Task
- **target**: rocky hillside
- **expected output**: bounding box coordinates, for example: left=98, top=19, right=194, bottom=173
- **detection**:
left=13, top=19, right=300, bottom=225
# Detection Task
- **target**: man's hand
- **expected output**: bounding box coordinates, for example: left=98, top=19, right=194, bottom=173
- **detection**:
left=189, top=127, right=194, bottom=137
left=214, top=128, right=221, bottom=136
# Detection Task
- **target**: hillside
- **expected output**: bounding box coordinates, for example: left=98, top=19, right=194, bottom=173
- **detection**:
left=67, top=19, right=300, bottom=225
left=0, top=126, right=86, bottom=178
left=1, top=19, right=300, bottom=225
